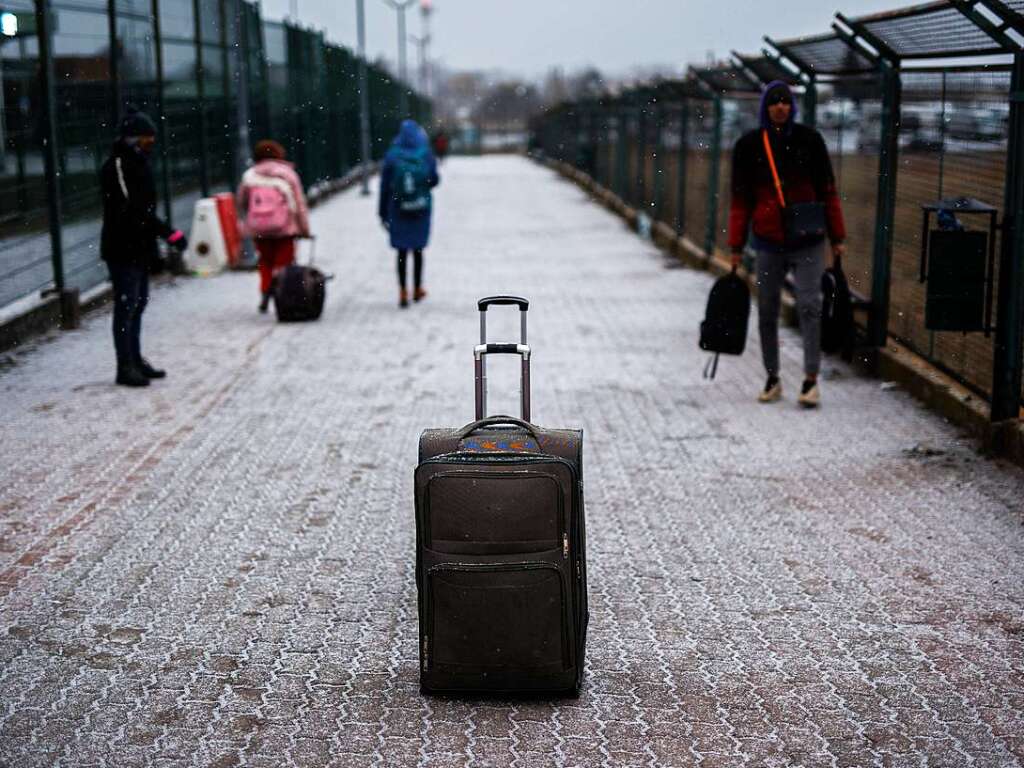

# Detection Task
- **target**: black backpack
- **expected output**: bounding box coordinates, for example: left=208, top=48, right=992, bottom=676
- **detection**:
left=821, top=258, right=854, bottom=360
left=699, top=269, right=751, bottom=379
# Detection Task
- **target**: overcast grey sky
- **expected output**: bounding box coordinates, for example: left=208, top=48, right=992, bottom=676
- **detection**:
left=260, top=0, right=902, bottom=78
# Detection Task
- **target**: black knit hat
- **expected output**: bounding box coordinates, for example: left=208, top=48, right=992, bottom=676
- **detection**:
left=119, top=105, right=157, bottom=138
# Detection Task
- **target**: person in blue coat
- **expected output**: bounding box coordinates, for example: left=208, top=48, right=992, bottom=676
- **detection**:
left=379, top=120, right=440, bottom=308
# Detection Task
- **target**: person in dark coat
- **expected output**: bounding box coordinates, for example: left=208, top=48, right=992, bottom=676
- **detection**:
left=378, top=120, right=440, bottom=308
left=100, top=107, right=188, bottom=387
left=728, top=80, right=846, bottom=408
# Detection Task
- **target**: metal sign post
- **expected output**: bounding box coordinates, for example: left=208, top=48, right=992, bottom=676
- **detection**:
left=356, top=0, right=371, bottom=196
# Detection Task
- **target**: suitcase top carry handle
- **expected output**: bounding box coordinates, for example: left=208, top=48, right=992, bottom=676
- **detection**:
left=478, top=295, right=529, bottom=311
left=457, top=415, right=540, bottom=441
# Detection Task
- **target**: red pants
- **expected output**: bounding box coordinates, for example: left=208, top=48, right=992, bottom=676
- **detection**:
left=256, top=238, right=296, bottom=294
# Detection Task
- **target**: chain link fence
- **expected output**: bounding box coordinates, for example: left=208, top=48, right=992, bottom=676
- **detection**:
left=532, top=1, right=1024, bottom=420
left=0, top=0, right=431, bottom=313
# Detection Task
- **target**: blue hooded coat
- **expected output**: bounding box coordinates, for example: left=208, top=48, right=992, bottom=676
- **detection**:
left=378, top=120, right=440, bottom=251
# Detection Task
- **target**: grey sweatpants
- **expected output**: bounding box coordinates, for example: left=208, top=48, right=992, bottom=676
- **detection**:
left=755, top=240, right=826, bottom=378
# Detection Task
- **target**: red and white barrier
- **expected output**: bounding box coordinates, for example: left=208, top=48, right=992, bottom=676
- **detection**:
left=184, top=195, right=243, bottom=275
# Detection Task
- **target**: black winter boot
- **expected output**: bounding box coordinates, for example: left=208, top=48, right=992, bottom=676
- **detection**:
left=116, top=365, right=151, bottom=387
left=138, top=359, right=166, bottom=379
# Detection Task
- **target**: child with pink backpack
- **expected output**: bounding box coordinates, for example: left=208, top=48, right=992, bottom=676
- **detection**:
left=237, top=140, right=311, bottom=312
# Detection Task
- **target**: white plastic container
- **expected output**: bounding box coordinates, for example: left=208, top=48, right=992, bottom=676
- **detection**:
left=184, top=198, right=228, bottom=275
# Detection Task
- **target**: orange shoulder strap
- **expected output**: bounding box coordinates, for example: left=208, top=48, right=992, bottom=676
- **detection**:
left=762, top=129, right=786, bottom=209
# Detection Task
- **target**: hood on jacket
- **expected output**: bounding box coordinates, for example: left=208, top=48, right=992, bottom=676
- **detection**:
left=759, top=80, right=798, bottom=134
left=394, top=119, right=429, bottom=150
left=119, top=105, right=157, bottom=138
left=249, top=157, right=296, bottom=175
left=112, top=136, right=151, bottom=161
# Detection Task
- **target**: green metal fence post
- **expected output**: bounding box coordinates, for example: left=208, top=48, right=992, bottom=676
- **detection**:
left=635, top=96, right=647, bottom=209
left=193, top=0, right=210, bottom=196
left=233, top=0, right=252, bottom=189
left=597, top=103, right=606, bottom=186
left=590, top=104, right=600, bottom=184
left=676, top=99, right=689, bottom=235
left=868, top=59, right=901, bottom=348
left=992, top=52, right=1024, bottom=420
left=152, top=0, right=173, bottom=225
left=220, top=0, right=237, bottom=189
left=34, top=0, right=66, bottom=310
left=107, top=0, right=120, bottom=128
left=616, top=103, right=628, bottom=200
left=803, top=74, right=818, bottom=129
left=652, top=101, right=664, bottom=222
left=703, top=93, right=723, bottom=261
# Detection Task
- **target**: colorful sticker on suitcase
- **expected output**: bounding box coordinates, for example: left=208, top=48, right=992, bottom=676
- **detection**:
left=461, top=436, right=541, bottom=452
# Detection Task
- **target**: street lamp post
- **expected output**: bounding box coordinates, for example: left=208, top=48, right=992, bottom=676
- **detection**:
left=356, top=0, right=372, bottom=195
left=0, top=40, right=7, bottom=172
left=409, top=33, right=430, bottom=98
left=419, top=0, right=432, bottom=99
left=380, top=0, right=416, bottom=116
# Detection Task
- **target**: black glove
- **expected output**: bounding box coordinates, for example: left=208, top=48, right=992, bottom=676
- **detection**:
left=167, top=230, right=188, bottom=252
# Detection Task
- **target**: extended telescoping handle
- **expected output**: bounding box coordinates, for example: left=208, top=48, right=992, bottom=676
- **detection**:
left=475, top=296, right=532, bottom=421
left=478, top=295, right=529, bottom=346
left=299, top=234, right=317, bottom=266
left=474, top=343, right=531, bottom=421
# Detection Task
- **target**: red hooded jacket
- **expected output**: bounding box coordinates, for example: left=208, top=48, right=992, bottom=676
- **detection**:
left=728, top=112, right=846, bottom=250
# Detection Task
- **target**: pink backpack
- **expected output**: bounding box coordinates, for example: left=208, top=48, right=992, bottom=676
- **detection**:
left=246, top=183, right=291, bottom=236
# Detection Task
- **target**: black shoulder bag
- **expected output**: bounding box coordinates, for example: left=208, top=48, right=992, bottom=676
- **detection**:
left=762, top=129, right=827, bottom=247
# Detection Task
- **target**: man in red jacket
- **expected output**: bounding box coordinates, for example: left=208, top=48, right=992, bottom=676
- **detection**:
left=728, top=81, right=846, bottom=408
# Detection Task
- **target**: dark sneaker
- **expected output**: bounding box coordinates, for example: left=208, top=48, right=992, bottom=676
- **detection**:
left=116, top=366, right=151, bottom=387
left=259, top=292, right=271, bottom=313
left=138, top=359, right=166, bottom=379
left=758, top=376, right=782, bottom=403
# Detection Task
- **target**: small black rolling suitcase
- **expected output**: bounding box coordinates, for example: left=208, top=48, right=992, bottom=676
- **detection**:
left=416, top=296, right=589, bottom=696
left=273, top=237, right=330, bottom=322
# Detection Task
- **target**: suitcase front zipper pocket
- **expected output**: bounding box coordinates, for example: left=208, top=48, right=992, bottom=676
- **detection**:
left=424, top=561, right=572, bottom=674
left=423, top=469, right=567, bottom=556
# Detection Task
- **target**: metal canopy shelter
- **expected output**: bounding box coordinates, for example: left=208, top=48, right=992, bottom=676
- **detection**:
left=651, top=79, right=707, bottom=101
left=768, top=31, right=877, bottom=78
left=841, top=1, right=1010, bottom=60
left=534, top=0, right=1024, bottom=424
left=838, top=0, right=1024, bottom=420
left=731, top=52, right=802, bottom=88
left=689, top=64, right=760, bottom=94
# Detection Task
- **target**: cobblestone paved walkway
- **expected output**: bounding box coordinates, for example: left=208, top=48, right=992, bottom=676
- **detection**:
left=1, top=156, right=1023, bottom=767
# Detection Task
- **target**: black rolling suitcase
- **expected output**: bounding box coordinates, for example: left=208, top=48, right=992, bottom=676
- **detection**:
left=273, top=237, right=330, bottom=322
left=416, top=296, right=588, bottom=696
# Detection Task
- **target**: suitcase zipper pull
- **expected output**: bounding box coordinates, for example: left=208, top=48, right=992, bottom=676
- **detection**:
left=563, top=533, right=569, bottom=559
